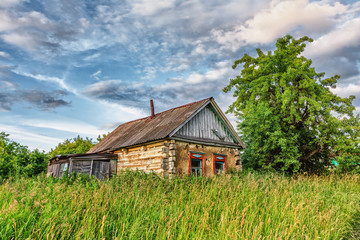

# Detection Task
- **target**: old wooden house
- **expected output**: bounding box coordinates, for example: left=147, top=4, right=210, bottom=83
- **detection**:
left=47, top=97, right=245, bottom=178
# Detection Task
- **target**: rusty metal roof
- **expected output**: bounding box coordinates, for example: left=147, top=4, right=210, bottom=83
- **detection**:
left=49, top=152, right=117, bottom=164
left=88, top=98, right=213, bottom=153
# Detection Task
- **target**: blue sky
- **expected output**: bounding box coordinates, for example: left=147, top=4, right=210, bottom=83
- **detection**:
left=1, top=0, right=360, bottom=151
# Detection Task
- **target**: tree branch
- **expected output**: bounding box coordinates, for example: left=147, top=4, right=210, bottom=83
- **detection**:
left=304, top=147, right=322, bottom=160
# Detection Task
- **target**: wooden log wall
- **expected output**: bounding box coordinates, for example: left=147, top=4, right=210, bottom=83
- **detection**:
left=115, top=140, right=169, bottom=176
left=113, top=139, right=241, bottom=178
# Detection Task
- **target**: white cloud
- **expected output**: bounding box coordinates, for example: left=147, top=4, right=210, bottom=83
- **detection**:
left=13, top=70, right=73, bottom=93
left=0, top=0, right=26, bottom=8
left=305, top=17, right=360, bottom=57
left=83, top=79, right=122, bottom=93
left=0, top=123, right=63, bottom=151
left=91, top=70, right=102, bottom=80
left=22, top=119, right=104, bottom=136
left=0, top=6, right=86, bottom=54
left=141, top=67, right=157, bottom=80
left=84, top=53, right=101, bottom=61
left=0, top=10, right=54, bottom=51
left=2, top=32, right=38, bottom=51
left=130, top=0, right=176, bottom=16
left=0, top=51, right=11, bottom=58
left=0, top=10, right=51, bottom=32
left=96, top=99, right=144, bottom=120
left=0, top=80, right=17, bottom=90
left=166, top=60, right=232, bottom=86
left=187, top=66, right=228, bottom=84
left=332, top=82, right=360, bottom=97
left=212, top=0, right=347, bottom=51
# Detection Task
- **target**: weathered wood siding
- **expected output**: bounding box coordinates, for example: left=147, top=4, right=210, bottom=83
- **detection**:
left=175, top=105, right=237, bottom=143
left=174, top=140, right=241, bottom=177
left=114, top=140, right=169, bottom=176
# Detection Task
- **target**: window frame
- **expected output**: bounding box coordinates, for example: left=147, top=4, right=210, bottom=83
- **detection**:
left=213, top=154, right=227, bottom=175
left=189, top=151, right=205, bottom=177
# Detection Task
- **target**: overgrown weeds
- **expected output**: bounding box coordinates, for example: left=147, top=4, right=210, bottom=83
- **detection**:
left=0, top=172, right=359, bottom=239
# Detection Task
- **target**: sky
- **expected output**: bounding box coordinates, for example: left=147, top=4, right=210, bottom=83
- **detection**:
left=1, top=0, right=360, bottom=151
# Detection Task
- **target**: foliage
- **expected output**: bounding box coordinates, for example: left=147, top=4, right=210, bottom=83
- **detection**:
left=335, top=153, right=360, bottom=174
left=96, top=133, right=108, bottom=143
left=49, top=135, right=95, bottom=157
left=224, top=35, right=360, bottom=174
left=0, top=172, right=359, bottom=239
left=0, top=132, right=49, bottom=180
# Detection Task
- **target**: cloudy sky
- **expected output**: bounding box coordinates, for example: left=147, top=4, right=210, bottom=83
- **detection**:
left=0, top=0, right=359, bottom=151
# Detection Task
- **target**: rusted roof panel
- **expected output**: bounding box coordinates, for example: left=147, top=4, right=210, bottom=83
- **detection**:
left=49, top=152, right=117, bottom=164
left=88, top=98, right=212, bottom=153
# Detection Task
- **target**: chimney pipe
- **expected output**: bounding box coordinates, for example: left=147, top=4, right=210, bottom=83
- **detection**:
left=150, top=99, right=155, bottom=118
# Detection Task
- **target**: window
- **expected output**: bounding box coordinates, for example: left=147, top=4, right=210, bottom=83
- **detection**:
left=59, top=163, right=69, bottom=177
left=92, top=161, right=110, bottom=179
left=189, top=152, right=205, bottom=177
left=213, top=154, right=226, bottom=175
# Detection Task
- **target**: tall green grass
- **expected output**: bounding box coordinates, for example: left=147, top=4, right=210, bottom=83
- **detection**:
left=1, top=172, right=359, bottom=239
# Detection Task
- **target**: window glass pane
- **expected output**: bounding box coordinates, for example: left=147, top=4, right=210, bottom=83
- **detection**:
left=215, top=161, right=225, bottom=174
left=191, top=159, right=201, bottom=168
left=60, top=163, right=68, bottom=171
left=59, top=163, right=69, bottom=177
left=191, top=159, right=202, bottom=177
left=191, top=168, right=202, bottom=177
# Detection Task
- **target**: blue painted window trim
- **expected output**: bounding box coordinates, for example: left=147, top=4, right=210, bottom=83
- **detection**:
left=189, top=151, right=204, bottom=155
left=212, top=153, right=227, bottom=157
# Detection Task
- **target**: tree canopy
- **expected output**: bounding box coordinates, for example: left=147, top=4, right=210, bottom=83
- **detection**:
left=49, top=136, right=95, bottom=158
left=224, top=35, right=360, bottom=174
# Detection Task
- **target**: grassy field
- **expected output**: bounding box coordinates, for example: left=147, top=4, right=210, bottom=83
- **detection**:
left=0, top=172, right=359, bottom=239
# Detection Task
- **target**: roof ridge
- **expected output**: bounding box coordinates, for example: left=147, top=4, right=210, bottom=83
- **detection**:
left=157, top=97, right=212, bottom=114
left=112, top=97, right=212, bottom=126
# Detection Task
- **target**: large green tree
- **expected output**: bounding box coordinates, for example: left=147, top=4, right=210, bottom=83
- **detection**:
left=0, top=132, right=49, bottom=180
left=224, top=35, right=360, bottom=173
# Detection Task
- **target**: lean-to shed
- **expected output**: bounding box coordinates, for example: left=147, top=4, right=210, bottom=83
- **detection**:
left=47, top=153, right=117, bottom=179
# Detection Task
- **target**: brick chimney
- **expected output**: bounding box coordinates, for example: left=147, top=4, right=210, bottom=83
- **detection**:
left=150, top=99, right=155, bottom=118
